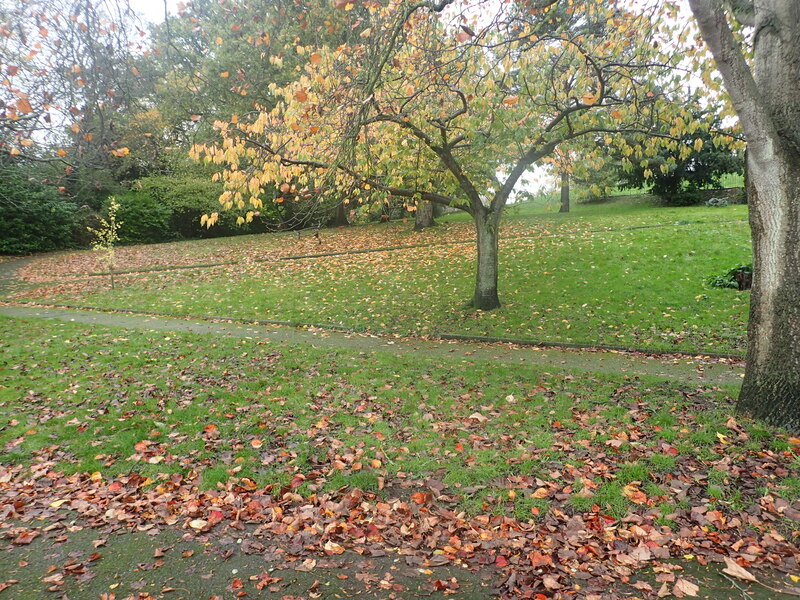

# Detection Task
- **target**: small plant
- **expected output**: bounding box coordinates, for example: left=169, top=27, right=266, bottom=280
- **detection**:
left=87, top=197, right=123, bottom=289
left=705, top=197, right=729, bottom=207
left=707, top=263, right=752, bottom=290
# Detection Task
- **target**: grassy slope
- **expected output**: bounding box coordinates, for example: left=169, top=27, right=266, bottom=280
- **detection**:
left=16, top=195, right=752, bottom=354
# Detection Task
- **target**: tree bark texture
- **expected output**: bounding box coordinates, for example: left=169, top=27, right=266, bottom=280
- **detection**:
left=414, top=200, right=435, bottom=230
left=472, top=212, right=501, bottom=310
left=689, top=0, right=800, bottom=430
left=559, top=170, right=570, bottom=213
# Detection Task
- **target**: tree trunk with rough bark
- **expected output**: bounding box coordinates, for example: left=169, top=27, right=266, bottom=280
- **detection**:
left=472, top=211, right=501, bottom=310
left=689, top=0, right=800, bottom=430
left=738, top=162, right=800, bottom=429
left=559, top=170, right=570, bottom=213
left=414, top=200, right=435, bottom=230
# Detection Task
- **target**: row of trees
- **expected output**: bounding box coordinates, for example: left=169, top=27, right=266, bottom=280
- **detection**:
left=0, top=0, right=742, bottom=251
left=0, top=0, right=392, bottom=252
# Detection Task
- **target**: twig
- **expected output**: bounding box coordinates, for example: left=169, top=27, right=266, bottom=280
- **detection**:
left=720, top=573, right=754, bottom=600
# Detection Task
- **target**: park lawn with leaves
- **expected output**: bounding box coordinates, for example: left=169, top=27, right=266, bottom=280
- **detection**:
left=15, top=193, right=737, bottom=281
left=13, top=200, right=752, bottom=354
left=1, top=316, right=799, bottom=599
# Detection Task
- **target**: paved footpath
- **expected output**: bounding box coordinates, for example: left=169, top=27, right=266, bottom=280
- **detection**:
left=0, top=304, right=744, bottom=386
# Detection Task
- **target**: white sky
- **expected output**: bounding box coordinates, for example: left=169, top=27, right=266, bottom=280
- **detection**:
left=131, top=0, right=695, bottom=25
left=129, top=0, right=180, bottom=26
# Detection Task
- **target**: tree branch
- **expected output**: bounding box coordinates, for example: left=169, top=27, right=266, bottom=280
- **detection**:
left=687, top=0, right=777, bottom=148
left=242, top=137, right=461, bottom=211
left=365, top=112, right=484, bottom=210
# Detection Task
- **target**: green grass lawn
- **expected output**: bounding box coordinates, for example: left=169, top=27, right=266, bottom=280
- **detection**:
left=1, top=316, right=795, bottom=525
left=17, top=198, right=752, bottom=354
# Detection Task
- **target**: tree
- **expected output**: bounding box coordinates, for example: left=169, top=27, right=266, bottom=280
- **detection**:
left=615, top=111, right=743, bottom=203
left=688, top=0, right=800, bottom=430
left=87, top=196, right=122, bottom=289
left=0, top=0, right=149, bottom=204
left=194, top=0, right=708, bottom=310
left=146, top=0, right=361, bottom=230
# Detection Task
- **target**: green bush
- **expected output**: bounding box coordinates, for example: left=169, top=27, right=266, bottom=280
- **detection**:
left=0, top=173, right=78, bottom=254
left=115, top=191, right=172, bottom=244
left=661, top=189, right=706, bottom=207
left=137, top=175, right=274, bottom=238
left=707, top=264, right=752, bottom=290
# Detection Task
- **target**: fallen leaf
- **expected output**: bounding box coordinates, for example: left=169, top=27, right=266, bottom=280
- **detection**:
left=722, top=558, right=757, bottom=583
left=673, top=578, right=699, bottom=598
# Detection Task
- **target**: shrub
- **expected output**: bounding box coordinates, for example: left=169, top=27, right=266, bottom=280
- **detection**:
left=115, top=191, right=172, bottom=244
left=661, top=189, right=706, bottom=206
left=137, top=175, right=274, bottom=238
left=0, top=173, right=78, bottom=254
left=707, top=264, right=752, bottom=290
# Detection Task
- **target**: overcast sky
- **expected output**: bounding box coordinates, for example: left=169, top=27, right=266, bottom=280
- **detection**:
left=130, top=0, right=179, bottom=26
left=131, top=0, right=695, bottom=26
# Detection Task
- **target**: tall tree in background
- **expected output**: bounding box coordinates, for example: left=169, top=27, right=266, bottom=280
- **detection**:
left=196, top=0, right=709, bottom=309
left=615, top=111, right=743, bottom=203
left=0, top=0, right=146, bottom=203
left=688, top=0, right=800, bottom=430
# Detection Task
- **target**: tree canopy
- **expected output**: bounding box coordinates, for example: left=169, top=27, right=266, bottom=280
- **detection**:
left=193, top=0, right=728, bottom=308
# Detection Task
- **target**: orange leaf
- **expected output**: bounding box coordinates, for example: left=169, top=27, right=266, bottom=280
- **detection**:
left=622, top=484, right=647, bottom=505
left=294, top=89, right=308, bottom=103
left=502, top=95, right=519, bottom=106
left=16, top=98, right=33, bottom=114
left=529, top=551, right=553, bottom=567
left=309, top=52, right=322, bottom=65
left=219, top=71, right=230, bottom=78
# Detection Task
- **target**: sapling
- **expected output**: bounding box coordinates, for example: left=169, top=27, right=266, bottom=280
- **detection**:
left=88, top=197, right=122, bottom=289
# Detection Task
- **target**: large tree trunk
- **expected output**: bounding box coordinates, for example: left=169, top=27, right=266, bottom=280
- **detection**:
left=472, top=212, right=501, bottom=310
left=414, top=200, right=435, bottom=230
left=737, top=148, right=800, bottom=430
left=689, top=0, right=800, bottom=430
left=559, top=170, right=570, bottom=213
